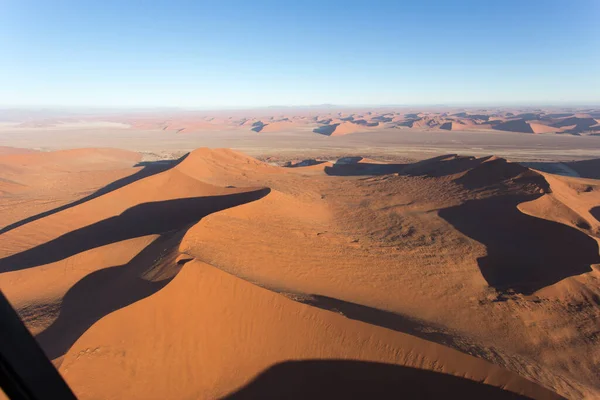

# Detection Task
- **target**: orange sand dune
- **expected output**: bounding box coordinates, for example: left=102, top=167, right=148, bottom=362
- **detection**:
left=178, top=152, right=599, bottom=398
left=439, top=121, right=465, bottom=130
left=0, top=160, right=269, bottom=363
left=0, top=148, right=145, bottom=228
left=0, top=158, right=264, bottom=259
left=59, top=261, right=559, bottom=400
left=2, top=148, right=600, bottom=398
left=331, top=121, right=367, bottom=135
left=313, top=121, right=370, bottom=136
left=492, top=119, right=536, bottom=133
left=0, top=236, right=157, bottom=334
left=528, top=122, right=558, bottom=134
left=550, top=117, right=599, bottom=133
left=519, top=172, right=600, bottom=236
left=439, top=120, right=490, bottom=131
left=490, top=119, right=559, bottom=134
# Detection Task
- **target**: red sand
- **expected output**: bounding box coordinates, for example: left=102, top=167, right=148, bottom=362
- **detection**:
left=2, top=147, right=600, bottom=399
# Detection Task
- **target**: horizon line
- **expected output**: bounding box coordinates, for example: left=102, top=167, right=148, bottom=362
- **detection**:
left=1, top=102, right=600, bottom=112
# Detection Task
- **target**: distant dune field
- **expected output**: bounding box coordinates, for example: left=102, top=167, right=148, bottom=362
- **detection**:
left=2, top=107, right=600, bottom=164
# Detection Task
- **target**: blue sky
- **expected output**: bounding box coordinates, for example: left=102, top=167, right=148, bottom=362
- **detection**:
left=1, top=0, right=599, bottom=108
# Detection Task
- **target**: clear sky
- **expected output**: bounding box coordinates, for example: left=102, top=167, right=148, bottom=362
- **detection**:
left=1, top=0, right=599, bottom=108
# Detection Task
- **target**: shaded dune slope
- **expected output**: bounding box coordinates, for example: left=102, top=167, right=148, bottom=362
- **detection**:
left=3, top=148, right=600, bottom=398
left=313, top=121, right=370, bottom=136
left=439, top=195, right=598, bottom=293
left=226, top=360, right=530, bottom=399
left=492, top=119, right=536, bottom=133
left=566, top=158, right=600, bottom=179
left=34, top=231, right=185, bottom=361
left=0, top=155, right=267, bottom=258
left=59, top=261, right=559, bottom=400
left=436, top=158, right=600, bottom=293
left=0, top=189, right=270, bottom=272
left=0, top=149, right=271, bottom=365
left=177, top=152, right=599, bottom=397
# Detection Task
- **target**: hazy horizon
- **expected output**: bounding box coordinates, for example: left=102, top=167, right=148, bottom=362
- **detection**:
left=2, top=102, right=600, bottom=112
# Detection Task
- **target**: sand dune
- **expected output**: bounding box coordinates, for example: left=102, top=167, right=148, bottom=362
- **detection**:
left=0, top=148, right=146, bottom=228
left=489, top=119, right=562, bottom=134
left=58, top=261, right=559, bottom=400
left=0, top=148, right=271, bottom=365
left=439, top=120, right=489, bottom=131
left=313, top=121, right=370, bottom=136
left=3, top=148, right=600, bottom=398
left=518, top=172, right=600, bottom=235
left=551, top=117, right=600, bottom=133
left=402, top=116, right=492, bottom=131
left=528, top=122, right=558, bottom=134
left=492, top=119, right=536, bottom=133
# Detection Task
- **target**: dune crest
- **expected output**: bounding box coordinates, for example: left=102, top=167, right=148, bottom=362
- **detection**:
left=59, top=261, right=559, bottom=400
left=2, top=148, right=600, bottom=398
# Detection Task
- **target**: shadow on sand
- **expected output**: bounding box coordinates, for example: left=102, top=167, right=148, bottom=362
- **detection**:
left=439, top=195, right=599, bottom=294
left=321, top=153, right=600, bottom=294
left=591, top=206, right=600, bottom=223
left=302, top=295, right=458, bottom=348
left=0, top=154, right=189, bottom=235
left=35, top=230, right=187, bottom=361
left=313, top=124, right=339, bottom=136
left=26, top=187, right=271, bottom=360
left=224, top=360, right=531, bottom=399
left=323, top=156, right=407, bottom=176
left=323, top=154, right=492, bottom=178
left=0, top=188, right=271, bottom=273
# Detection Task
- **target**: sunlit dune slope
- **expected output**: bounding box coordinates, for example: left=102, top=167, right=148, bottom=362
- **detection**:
left=0, top=148, right=145, bottom=227
left=59, top=261, right=559, bottom=400
left=0, top=148, right=270, bottom=364
left=2, top=148, right=599, bottom=399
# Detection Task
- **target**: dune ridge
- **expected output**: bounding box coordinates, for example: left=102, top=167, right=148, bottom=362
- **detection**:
left=58, top=260, right=560, bottom=400
left=2, top=148, right=600, bottom=398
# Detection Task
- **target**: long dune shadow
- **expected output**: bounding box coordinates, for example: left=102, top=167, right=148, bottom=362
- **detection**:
left=402, top=154, right=492, bottom=180
left=565, top=159, right=600, bottom=179
left=323, top=154, right=489, bottom=177
left=0, top=187, right=271, bottom=273
left=439, top=195, right=599, bottom=294
left=302, top=295, right=458, bottom=348
left=313, top=124, right=339, bottom=136
left=287, top=159, right=328, bottom=168
left=324, top=157, right=408, bottom=176
left=35, top=230, right=188, bottom=361
left=0, top=154, right=188, bottom=235
left=224, top=360, right=537, bottom=399
left=591, top=206, right=600, bottom=223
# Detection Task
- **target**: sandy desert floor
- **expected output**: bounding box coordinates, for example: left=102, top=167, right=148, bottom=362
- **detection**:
left=2, top=125, right=600, bottom=164
left=1, top=113, right=600, bottom=399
